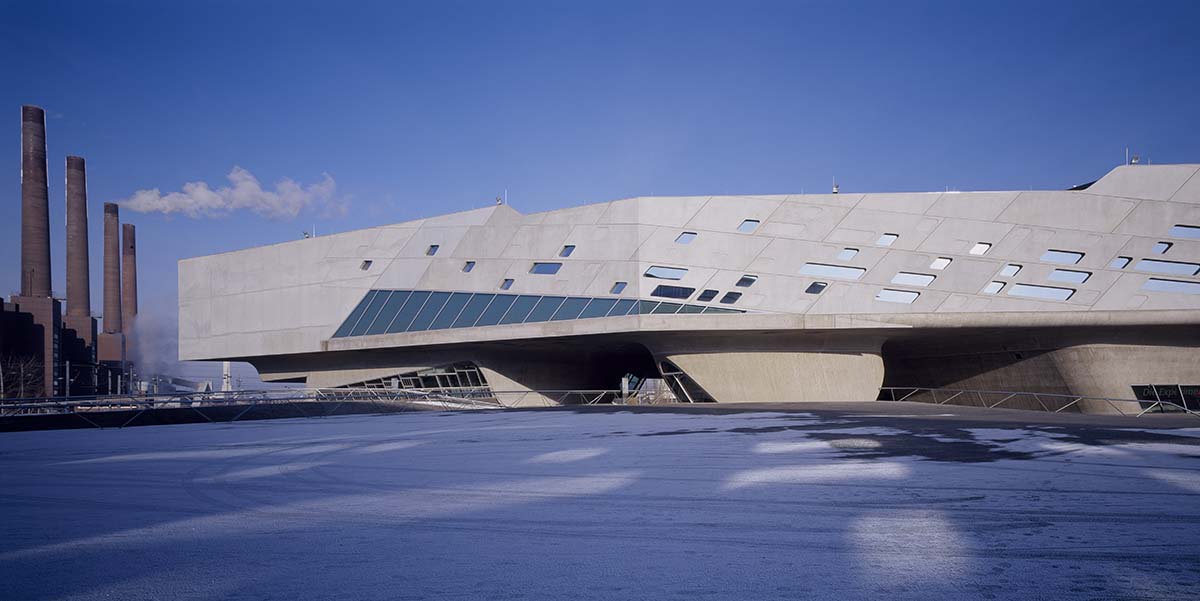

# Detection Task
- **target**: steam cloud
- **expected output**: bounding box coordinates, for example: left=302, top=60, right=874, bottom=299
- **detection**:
left=119, top=166, right=343, bottom=220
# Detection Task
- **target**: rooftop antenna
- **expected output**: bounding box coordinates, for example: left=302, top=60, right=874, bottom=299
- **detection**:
left=1125, top=147, right=1129, bottom=166
left=831, top=176, right=839, bottom=194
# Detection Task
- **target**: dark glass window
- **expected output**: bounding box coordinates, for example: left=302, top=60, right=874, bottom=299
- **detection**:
left=559, top=245, right=576, bottom=257
left=551, top=297, right=590, bottom=321
left=651, top=302, right=682, bottom=314
left=462, top=261, right=475, bottom=273
left=607, top=298, right=637, bottom=316
left=498, top=295, right=539, bottom=325
left=499, top=278, right=514, bottom=290
left=530, top=262, right=562, bottom=275
left=426, top=244, right=439, bottom=256
left=637, top=300, right=659, bottom=314
left=610, top=281, right=627, bottom=294
left=735, top=275, right=758, bottom=287
left=720, top=292, right=743, bottom=304
left=651, top=285, right=695, bottom=299
left=429, top=293, right=472, bottom=330
left=805, top=282, right=828, bottom=294
left=579, top=298, right=617, bottom=318
left=349, top=290, right=391, bottom=336
left=704, top=306, right=740, bottom=314
left=677, top=304, right=705, bottom=314
left=385, top=290, right=431, bottom=333
left=365, top=291, right=412, bottom=336
left=452, top=294, right=495, bottom=328
left=407, top=291, right=451, bottom=331
left=334, top=291, right=377, bottom=338
left=476, top=294, right=518, bottom=326
left=697, top=289, right=718, bottom=302
left=525, top=296, right=566, bottom=322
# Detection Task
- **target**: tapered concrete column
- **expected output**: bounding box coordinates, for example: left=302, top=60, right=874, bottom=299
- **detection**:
left=66, top=156, right=91, bottom=317
left=102, top=203, right=123, bottom=334
left=121, top=223, right=138, bottom=330
left=20, top=105, right=51, bottom=297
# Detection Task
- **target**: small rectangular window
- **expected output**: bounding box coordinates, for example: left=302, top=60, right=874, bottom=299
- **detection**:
left=1049, top=269, right=1090, bottom=284
left=651, top=285, right=695, bottom=299
left=644, top=265, right=689, bottom=280
left=890, top=272, right=935, bottom=287
left=1110, top=256, right=1132, bottom=269
left=1133, top=258, right=1200, bottom=276
left=876, top=233, right=899, bottom=246
left=999, top=264, right=1021, bottom=277
left=610, top=281, right=627, bottom=294
left=499, top=278, right=514, bottom=290
left=969, top=242, right=992, bottom=255
left=982, top=281, right=1004, bottom=294
left=719, top=291, right=742, bottom=304
left=1041, top=249, right=1084, bottom=264
left=426, top=244, right=439, bottom=256
left=735, top=275, right=758, bottom=287
left=675, top=232, right=697, bottom=244
left=1142, top=278, right=1200, bottom=295
left=462, top=261, right=475, bottom=273
left=1169, top=224, right=1200, bottom=239
left=530, top=262, right=562, bottom=275
left=697, top=289, right=718, bottom=302
left=1009, top=283, right=1074, bottom=301
left=929, top=257, right=951, bottom=270
left=838, top=248, right=859, bottom=261
left=737, top=219, right=760, bottom=233
left=359, top=260, right=373, bottom=271
left=875, top=289, right=919, bottom=304
left=799, top=263, right=866, bottom=280
left=805, top=282, right=828, bottom=294
left=1152, top=241, right=1173, bottom=254
left=559, top=245, right=576, bottom=257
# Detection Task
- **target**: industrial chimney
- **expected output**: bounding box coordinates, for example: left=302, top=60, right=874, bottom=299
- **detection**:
left=66, top=156, right=91, bottom=317
left=102, top=203, right=123, bottom=334
left=20, top=105, right=51, bottom=297
left=121, top=223, right=138, bottom=330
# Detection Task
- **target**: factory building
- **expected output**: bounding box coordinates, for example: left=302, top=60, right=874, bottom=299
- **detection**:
left=179, top=163, right=1200, bottom=412
left=1, top=105, right=137, bottom=398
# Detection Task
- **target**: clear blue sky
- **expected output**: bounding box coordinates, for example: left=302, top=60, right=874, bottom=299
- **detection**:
left=2, top=1, right=1198, bottom=376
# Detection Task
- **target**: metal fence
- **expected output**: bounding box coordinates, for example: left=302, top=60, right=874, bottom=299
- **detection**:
left=0, top=386, right=635, bottom=430
left=879, top=386, right=1200, bottom=418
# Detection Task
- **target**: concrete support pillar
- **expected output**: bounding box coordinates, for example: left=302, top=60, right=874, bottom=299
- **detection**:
left=657, top=350, right=885, bottom=402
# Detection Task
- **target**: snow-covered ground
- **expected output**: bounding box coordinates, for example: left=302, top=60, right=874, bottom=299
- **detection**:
left=1, top=406, right=1198, bottom=600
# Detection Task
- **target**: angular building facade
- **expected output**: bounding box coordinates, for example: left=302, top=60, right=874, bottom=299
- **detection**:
left=178, top=164, right=1200, bottom=410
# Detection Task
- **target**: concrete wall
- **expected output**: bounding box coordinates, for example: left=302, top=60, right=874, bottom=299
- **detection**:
left=179, top=164, right=1200, bottom=408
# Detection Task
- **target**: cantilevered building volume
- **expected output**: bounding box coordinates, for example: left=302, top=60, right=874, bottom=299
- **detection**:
left=178, top=164, right=1200, bottom=411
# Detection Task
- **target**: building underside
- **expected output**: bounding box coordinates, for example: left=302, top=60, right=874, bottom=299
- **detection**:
left=180, top=164, right=1200, bottom=413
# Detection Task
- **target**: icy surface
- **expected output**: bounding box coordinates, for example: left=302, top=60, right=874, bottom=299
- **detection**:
left=2, top=409, right=1199, bottom=600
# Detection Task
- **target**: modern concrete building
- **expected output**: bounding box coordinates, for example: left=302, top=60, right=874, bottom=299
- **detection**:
left=178, top=164, right=1200, bottom=410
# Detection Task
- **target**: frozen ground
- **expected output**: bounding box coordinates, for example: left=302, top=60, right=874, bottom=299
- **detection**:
left=1, top=403, right=1199, bottom=600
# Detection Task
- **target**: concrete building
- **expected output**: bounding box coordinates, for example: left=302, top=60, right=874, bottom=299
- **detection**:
left=178, top=164, right=1200, bottom=410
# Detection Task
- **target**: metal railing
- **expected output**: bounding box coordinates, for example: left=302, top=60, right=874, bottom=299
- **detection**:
left=879, top=386, right=1200, bottom=418
left=0, top=386, right=631, bottom=430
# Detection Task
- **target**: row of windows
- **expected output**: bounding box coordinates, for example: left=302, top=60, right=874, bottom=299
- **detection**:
left=332, top=289, right=745, bottom=338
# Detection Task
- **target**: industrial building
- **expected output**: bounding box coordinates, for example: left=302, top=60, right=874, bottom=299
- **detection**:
left=1, top=105, right=138, bottom=398
left=178, top=165, right=1200, bottom=411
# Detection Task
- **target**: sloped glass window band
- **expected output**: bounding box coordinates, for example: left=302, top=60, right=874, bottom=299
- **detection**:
left=332, top=289, right=745, bottom=337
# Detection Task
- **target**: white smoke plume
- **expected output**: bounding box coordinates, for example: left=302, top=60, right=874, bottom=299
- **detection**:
left=119, top=166, right=344, bottom=220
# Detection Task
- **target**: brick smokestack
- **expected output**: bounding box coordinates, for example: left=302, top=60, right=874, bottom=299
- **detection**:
left=121, top=223, right=137, bottom=329
left=66, top=156, right=91, bottom=317
left=20, top=105, right=52, bottom=297
left=103, top=202, right=123, bottom=334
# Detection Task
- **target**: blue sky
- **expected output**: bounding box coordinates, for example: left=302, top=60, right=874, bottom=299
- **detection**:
left=2, top=0, right=1199, bottom=377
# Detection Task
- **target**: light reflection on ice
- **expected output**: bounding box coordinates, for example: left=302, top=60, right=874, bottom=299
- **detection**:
left=526, top=448, right=608, bottom=463
left=723, top=461, right=910, bottom=489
